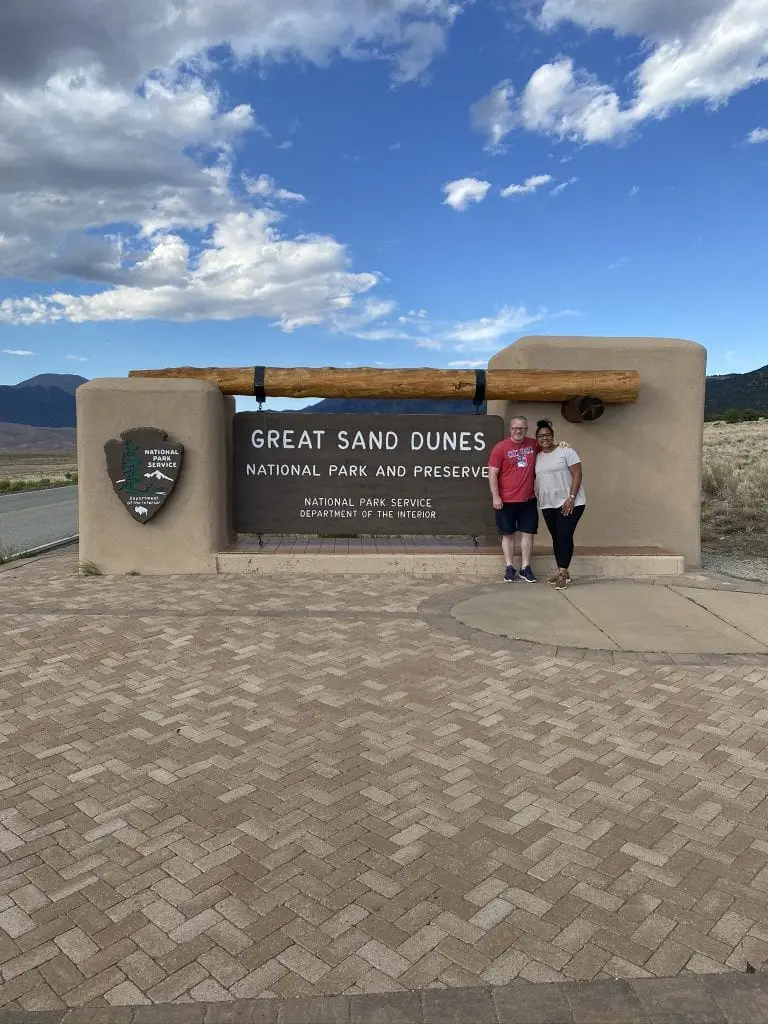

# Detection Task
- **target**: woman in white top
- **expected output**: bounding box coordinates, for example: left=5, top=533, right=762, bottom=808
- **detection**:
left=534, top=419, right=586, bottom=590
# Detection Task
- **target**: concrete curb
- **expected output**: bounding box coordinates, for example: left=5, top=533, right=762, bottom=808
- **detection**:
left=0, top=971, right=766, bottom=1023
left=0, top=535, right=78, bottom=570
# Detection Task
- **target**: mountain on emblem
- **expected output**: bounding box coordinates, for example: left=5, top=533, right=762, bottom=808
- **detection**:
left=104, top=427, right=184, bottom=523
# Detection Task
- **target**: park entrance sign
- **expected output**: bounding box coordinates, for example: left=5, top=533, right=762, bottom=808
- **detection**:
left=232, top=412, right=506, bottom=536
left=76, top=339, right=710, bottom=575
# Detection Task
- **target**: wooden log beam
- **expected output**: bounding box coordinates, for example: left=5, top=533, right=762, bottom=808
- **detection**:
left=128, top=365, right=640, bottom=403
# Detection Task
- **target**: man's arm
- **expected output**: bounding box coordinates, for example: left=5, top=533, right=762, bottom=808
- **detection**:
left=489, top=466, right=503, bottom=510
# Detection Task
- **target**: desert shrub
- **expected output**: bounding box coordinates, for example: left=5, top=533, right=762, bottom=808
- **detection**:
left=0, top=543, right=16, bottom=564
left=701, top=451, right=768, bottom=554
left=0, top=475, right=76, bottom=494
left=723, top=408, right=766, bottom=423
left=702, top=459, right=735, bottom=500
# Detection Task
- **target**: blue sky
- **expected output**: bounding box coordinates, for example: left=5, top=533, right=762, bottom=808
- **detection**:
left=1, top=0, right=767, bottom=405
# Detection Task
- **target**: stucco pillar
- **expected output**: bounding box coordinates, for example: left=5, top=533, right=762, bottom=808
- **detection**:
left=487, top=336, right=706, bottom=568
left=76, top=378, right=234, bottom=574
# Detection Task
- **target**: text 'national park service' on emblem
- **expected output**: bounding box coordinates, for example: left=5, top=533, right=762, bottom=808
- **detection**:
left=104, top=427, right=184, bottom=523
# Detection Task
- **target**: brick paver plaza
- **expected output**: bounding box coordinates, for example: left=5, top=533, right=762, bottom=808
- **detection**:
left=2, top=550, right=768, bottom=1020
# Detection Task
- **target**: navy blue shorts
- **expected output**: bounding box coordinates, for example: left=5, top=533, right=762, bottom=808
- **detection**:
left=495, top=499, right=538, bottom=536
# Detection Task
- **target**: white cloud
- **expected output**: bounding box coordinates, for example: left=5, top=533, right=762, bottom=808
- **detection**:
left=332, top=299, right=400, bottom=338
left=470, top=80, right=516, bottom=151
left=447, top=305, right=547, bottom=350
left=352, top=328, right=411, bottom=340
left=442, top=177, right=492, bottom=211
left=747, top=127, right=768, bottom=142
left=0, top=71, right=254, bottom=282
left=517, top=59, right=629, bottom=143
left=387, top=304, right=578, bottom=355
left=0, top=0, right=464, bottom=326
left=0, top=0, right=462, bottom=91
left=244, top=174, right=306, bottom=203
left=0, top=211, right=379, bottom=327
left=361, top=300, right=400, bottom=321
left=473, top=0, right=768, bottom=146
left=2, top=349, right=35, bottom=356
left=549, top=176, right=577, bottom=195
left=65, top=354, right=88, bottom=361
left=535, top=0, right=726, bottom=37
left=629, top=184, right=640, bottom=195
left=335, top=303, right=430, bottom=341
left=390, top=13, right=459, bottom=84
left=448, top=359, right=487, bottom=368
left=500, top=174, right=553, bottom=197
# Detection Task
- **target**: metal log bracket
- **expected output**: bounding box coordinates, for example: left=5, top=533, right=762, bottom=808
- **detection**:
left=253, top=365, right=267, bottom=410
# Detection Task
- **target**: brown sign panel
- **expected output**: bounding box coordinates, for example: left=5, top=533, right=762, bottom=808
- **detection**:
left=104, top=427, right=184, bottom=523
left=232, top=413, right=505, bottom=536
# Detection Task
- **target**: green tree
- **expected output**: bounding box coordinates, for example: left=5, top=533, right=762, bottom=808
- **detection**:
left=723, top=408, right=744, bottom=423
left=120, top=440, right=143, bottom=494
left=741, top=408, right=761, bottom=421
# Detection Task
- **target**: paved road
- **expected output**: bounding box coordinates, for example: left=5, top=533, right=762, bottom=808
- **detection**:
left=0, top=485, right=78, bottom=556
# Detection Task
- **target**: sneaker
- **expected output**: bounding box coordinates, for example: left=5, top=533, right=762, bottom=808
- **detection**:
left=519, top=566, right=537, bottom=583
left=555, top=574, right=569, bottom=590
left=503, top=565, right=517, bottom=583
left=548, top=572, right=571, bottom=585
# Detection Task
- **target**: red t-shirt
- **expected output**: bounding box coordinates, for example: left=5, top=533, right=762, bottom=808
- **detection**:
left=488, top=437, right=537, bottom=503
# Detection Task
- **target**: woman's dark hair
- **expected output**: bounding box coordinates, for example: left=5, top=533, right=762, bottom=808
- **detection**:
left=536, top=419, right=554, bottom=432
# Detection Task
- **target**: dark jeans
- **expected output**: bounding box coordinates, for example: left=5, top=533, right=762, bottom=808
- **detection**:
left=541, top=505, right=584, bottom=570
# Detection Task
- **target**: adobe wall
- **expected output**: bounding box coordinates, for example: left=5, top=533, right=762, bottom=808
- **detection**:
left=77, top=378, right=233, bottom=574
left=487, top=336, right=706, bottom=567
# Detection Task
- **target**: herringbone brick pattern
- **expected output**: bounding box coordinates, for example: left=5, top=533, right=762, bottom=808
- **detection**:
left=1, top=553, right=768, bottom=1013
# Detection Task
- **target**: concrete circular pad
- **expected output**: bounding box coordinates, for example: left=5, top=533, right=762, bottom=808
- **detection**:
left=451, top=581, right=768, bottom=655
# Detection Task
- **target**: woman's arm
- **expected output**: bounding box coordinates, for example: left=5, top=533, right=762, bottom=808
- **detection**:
left=562, top=461, right=582, bottom=515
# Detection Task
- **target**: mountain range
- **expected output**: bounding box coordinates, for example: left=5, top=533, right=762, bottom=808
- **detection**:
left=1, top=365, right=765, bottom=450
left=0, top=374, right=84, bottom=450
left=0, top=373, right=83, bottom=426
left=704, top=364, right=768, bottom=417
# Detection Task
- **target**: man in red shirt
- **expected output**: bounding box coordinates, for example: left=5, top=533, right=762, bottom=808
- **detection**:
left=488, top=415, right=539, bottom=583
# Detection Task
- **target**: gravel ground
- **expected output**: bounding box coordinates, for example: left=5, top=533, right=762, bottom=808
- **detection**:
left=702, top=549, right=768, bottom=583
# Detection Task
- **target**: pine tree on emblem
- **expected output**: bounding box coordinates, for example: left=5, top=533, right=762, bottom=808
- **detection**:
left=120, top=440, right=143, bottom=494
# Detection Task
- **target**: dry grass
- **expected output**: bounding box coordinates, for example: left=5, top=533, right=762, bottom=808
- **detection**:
left=0, top=451, right=77, bottom=493
left=702, top=419, right=768, bottom=557
left=0, top=451, right=77, bottom=481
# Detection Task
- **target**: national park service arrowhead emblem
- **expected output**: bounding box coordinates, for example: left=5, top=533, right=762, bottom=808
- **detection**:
left=104, top=427, right=184, bottom=523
